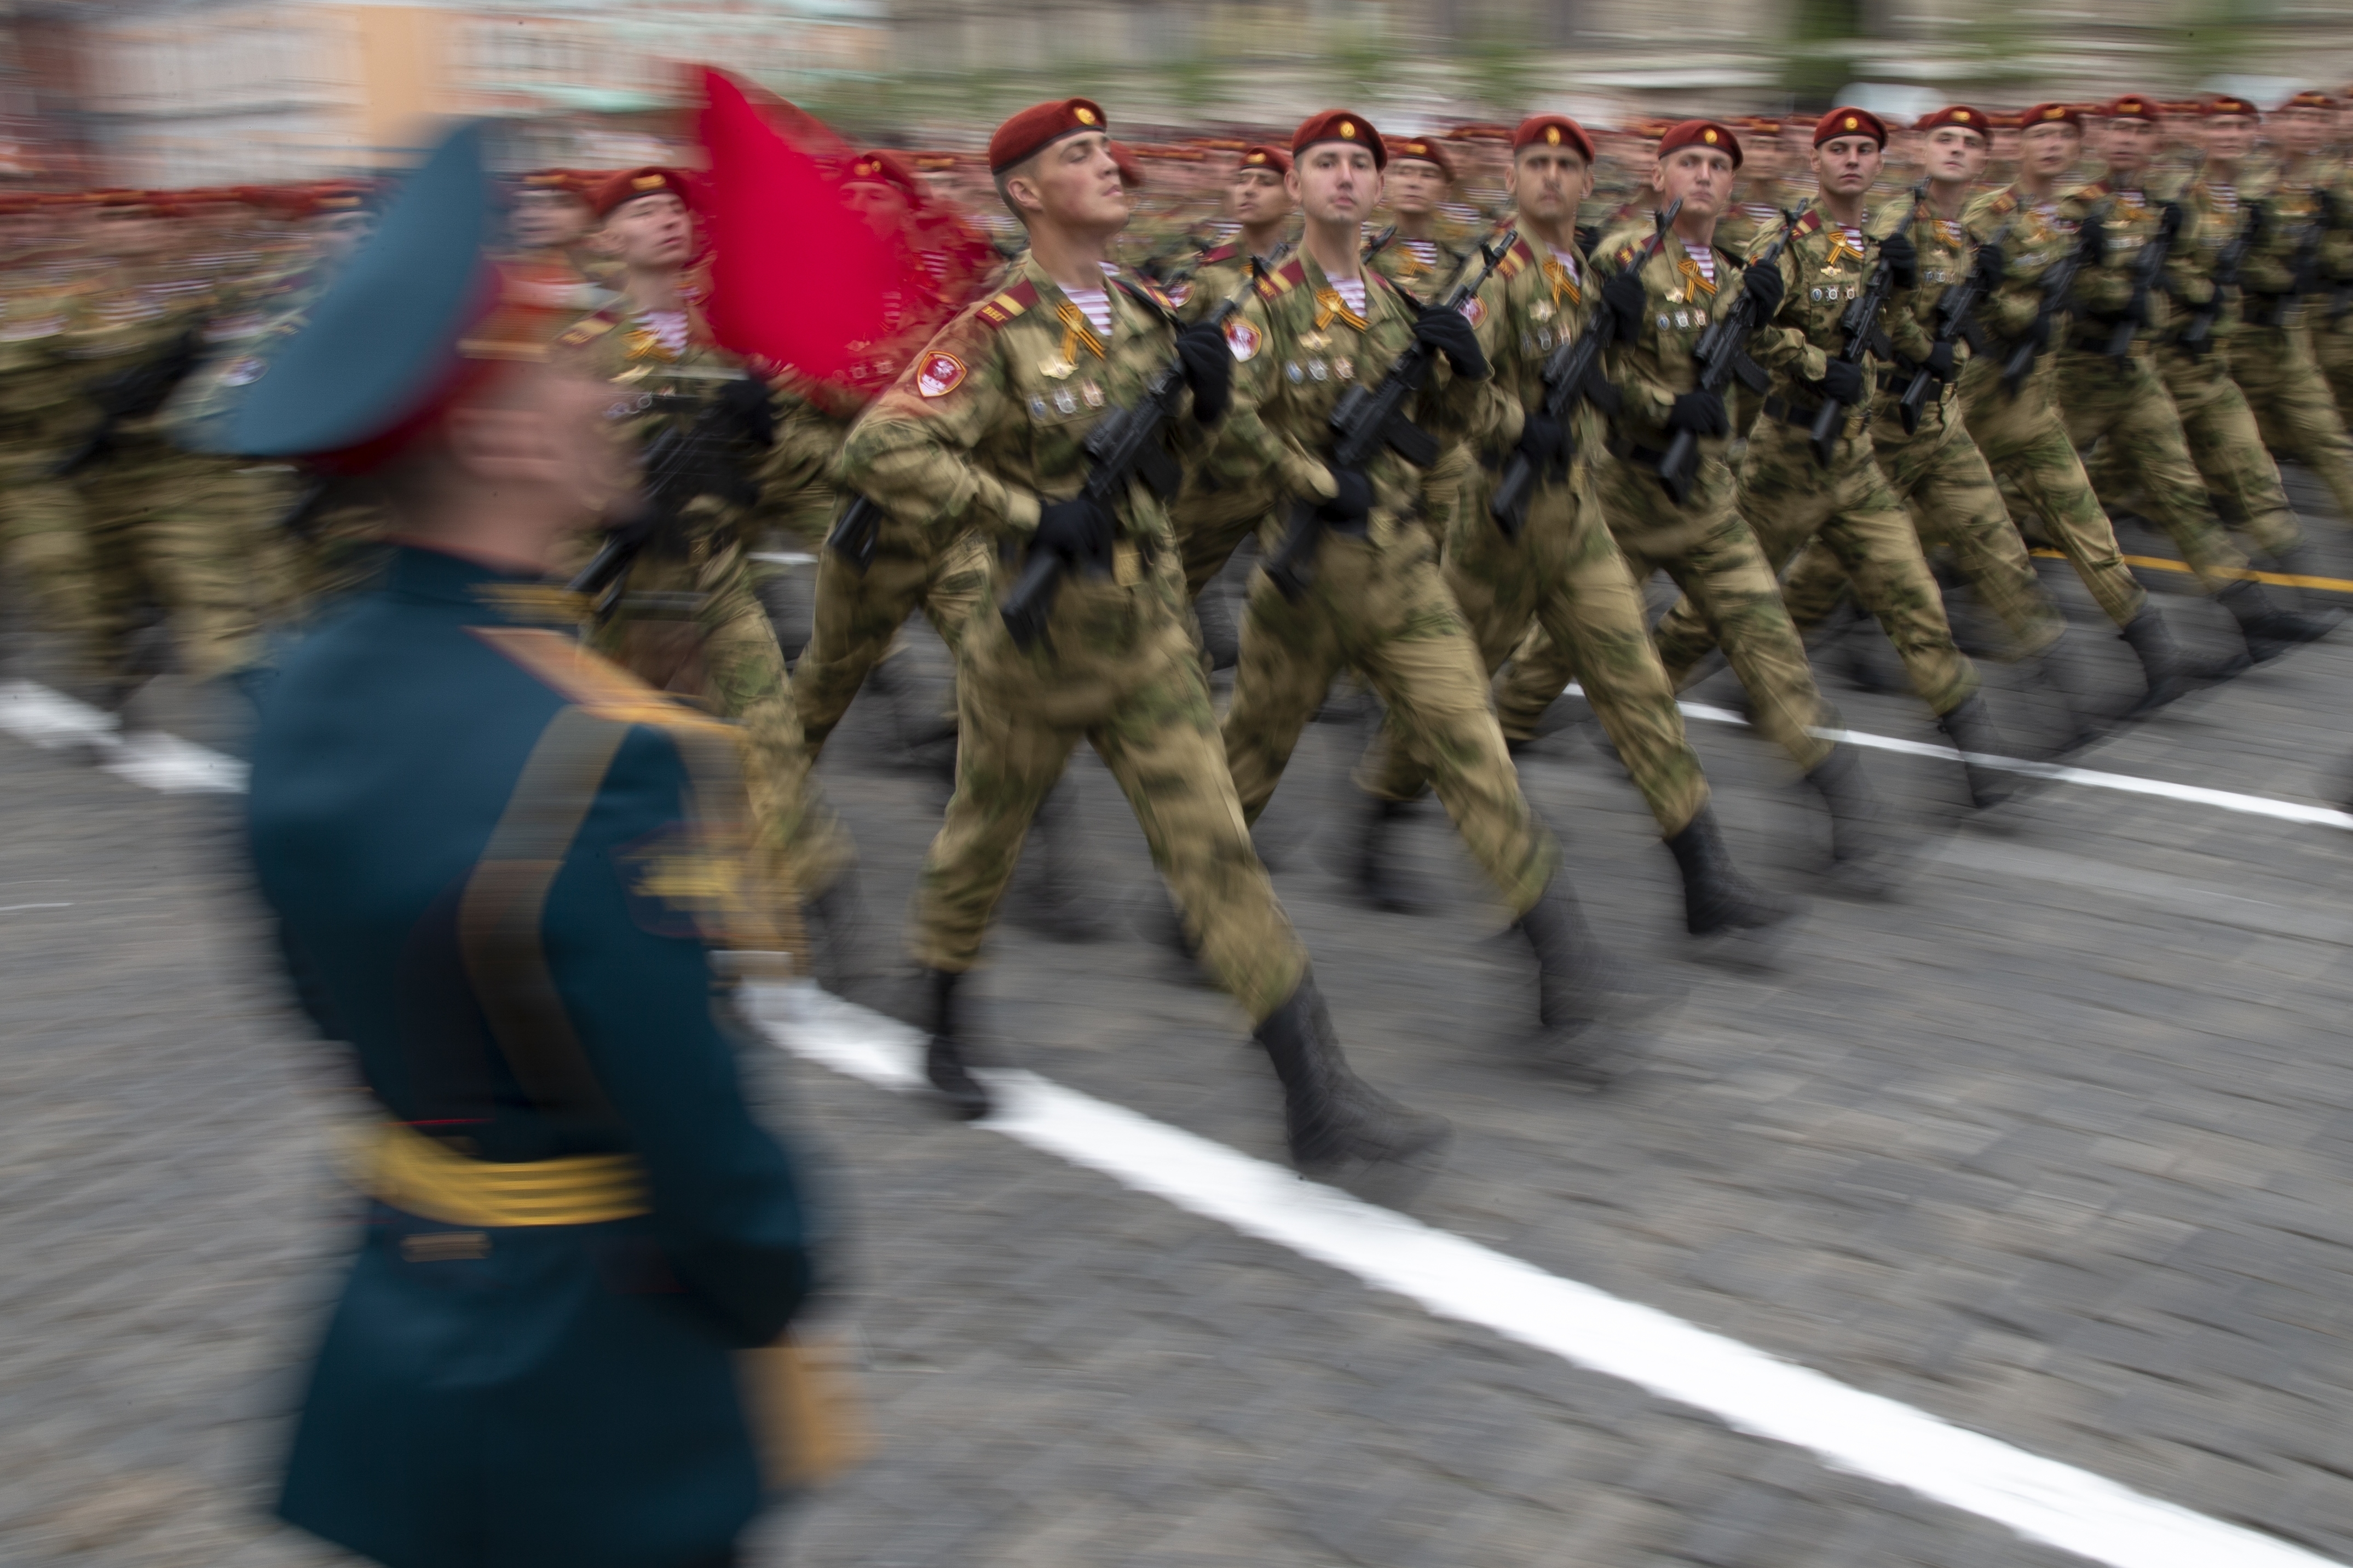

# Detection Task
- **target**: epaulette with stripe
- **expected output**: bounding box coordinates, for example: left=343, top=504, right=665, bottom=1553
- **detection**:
left=1197, top=241, right=1241, bottom=267
left=555, top=310, right=618, bottom=350
left=1256, top=257, right=1307, bottom=300
left=972, top=278, right=1041, bottom=329
left=473, top=627, right=734, bottom=739
left=1495, top=234, right=1537, bottom=279
left=1789, top=208, right=1825, bottom=239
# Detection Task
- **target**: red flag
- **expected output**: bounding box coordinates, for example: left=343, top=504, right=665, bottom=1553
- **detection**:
left=696, top=69, right=899, bottom=385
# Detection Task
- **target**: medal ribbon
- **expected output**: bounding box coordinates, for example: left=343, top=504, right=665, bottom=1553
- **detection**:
left=1541, top=259, right=1582, bottom=307
left=1675, top=253, right=1719, bottom=297
left=1312, top=288, right=1369, bottom=332
left=1055, top=302, right=1106, bottom=364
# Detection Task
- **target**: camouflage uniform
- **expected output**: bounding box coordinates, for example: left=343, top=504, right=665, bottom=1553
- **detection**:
left=1361, top=230, right=1710, bottom=838
left=1651, top=200, right=1981, bottom=720
left=1164, top=240, right=1289, bottom=600
left=1495, top=222, right=1837, bottom=777
left=559, top=301, right=850, bottom=901
left=1214, top=249, right=1558, bottom=917
left=1953, top=184, right=2148, bottom=629
left=837, top=254, right=1311, bottom=1021
left=0, top=264, right=101, bottom=677
left=1776, top=206, right=2064, bottom=659
left=2224, top=160, right=2353, bottom=525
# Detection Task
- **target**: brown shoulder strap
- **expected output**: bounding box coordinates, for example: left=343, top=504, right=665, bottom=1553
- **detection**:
left=459, top=705, right=629, bottom=1131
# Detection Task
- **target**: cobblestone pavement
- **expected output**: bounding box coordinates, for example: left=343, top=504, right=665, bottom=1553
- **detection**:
left=7, top=470, right=2353, bottom=1567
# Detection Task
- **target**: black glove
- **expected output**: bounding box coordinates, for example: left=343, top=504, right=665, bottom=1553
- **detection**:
left=1970, top=240, right=2006, bottom=290
left=1741, top=259, right=1786, bottom=319
left=2158, top=201, right=2186, bottom=243
left=1174, top=321, right=1233, bottom=427
left=1600, top=268, right=1647, bottom=335
left=1665, top=388, right=1728, bottom=438
left=1516, top=410, right=1567, bottom=475
left=715, top=373, right=777, bottom=447
left=2076, top=215, right=2107, bottom=267
left=1879, top=229, right=1920, bottom=290
left=1033, top=495, right=1115, bottom=572
left=1923, top=340, right=1958, bottom=383
left=1575, top=224, right=1601, bottom=256
left=1314, top=468, right=1374, bottom=531
left=1412, top=304, right=1488, bottom=380
left=1816, top=358, right=1866, bottom=404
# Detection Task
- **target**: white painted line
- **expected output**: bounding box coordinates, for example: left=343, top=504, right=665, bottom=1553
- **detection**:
left=749, top=982, right=2340, bottom=1568
left=0, top=680, right=247, bottom=794
left=750, top=551, right=819, bottom=567
left=0, top=902, right=70, bottom=913
left=1562, top=684, right=2353, bottom=830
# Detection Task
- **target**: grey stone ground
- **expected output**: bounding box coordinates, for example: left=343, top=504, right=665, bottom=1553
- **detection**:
left=6, top=470, right=2353, bottom=1567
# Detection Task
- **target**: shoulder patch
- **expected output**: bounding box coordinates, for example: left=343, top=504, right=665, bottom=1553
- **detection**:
left=973, top=279, right=1040, bottom=329
left=915, top=350, right=967, bottom=398
left=1224, top=316, right=1261, bottom=361
left=469, top=627, right=733, bottom=738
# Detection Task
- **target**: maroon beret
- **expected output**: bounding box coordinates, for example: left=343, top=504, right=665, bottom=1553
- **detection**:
left=1512, top=115, right=1596, bottom=163
left=1387, top=135, right=1452, bottom=179
left=1293, top=109, right=1385, bottom=169
left=1656, top=119, right=1743, bottom=167
left=1235, top=143, right=1293, bottom=177
left=592, top=166, right=694, bottom=219
left=1914, top=105, right=1990, bottom=137
left=1814, top=107, right=1889, bottom=147
left=2020, top=102, right=2086, bottom=133
left=988, top=98, right=1108, bottom=174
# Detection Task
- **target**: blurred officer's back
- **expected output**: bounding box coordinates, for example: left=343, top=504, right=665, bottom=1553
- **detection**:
left=227, top=124, right=825, bottom=1568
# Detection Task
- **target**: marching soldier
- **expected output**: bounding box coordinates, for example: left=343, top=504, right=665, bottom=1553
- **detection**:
left=1364, top=135, right=1468, bottom=300
left=1495, top=120, right=1906, bottom=887
left=1213, top=107, right=1660, bottom=1073
left=1770, top=105, right=2079, bottom=730
left=1351, top=113, right=1793, bottom=934
left=560, top=167, right=857, bottom=956
left=2205, top=93, right=2353, bottom=529
left=1646, top=106, right=2017, bottom=808
left=838, top=98, right=1449, bottom=1165
left=1950, top=103, right=2254, bottom=714
left=233, top=125, right=823, bottom=1568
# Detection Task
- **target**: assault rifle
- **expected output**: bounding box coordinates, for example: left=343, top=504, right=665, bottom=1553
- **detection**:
left=1897, top=212, right=2013, bottom=432
left=999, top=286, right=1247, bottom=651
left=1655, top=210, right=1803, bottom=505
left=568, top=375, right=777, bottom=618
left=824, top=493, right=885, bottom=575
left=1488, top=200, right=1680, bottom=537
left=1265, top=229, right=1518, bottom=602
left=1809, top=185, right=1923, bottom=467
left=54, top=327, right=204, bottom=477
left=2001, top=199, right=2110, bottom=395
left=2106, top=199, right=2184, bottom=362
left=2175, top=199, right=2264, bottom=357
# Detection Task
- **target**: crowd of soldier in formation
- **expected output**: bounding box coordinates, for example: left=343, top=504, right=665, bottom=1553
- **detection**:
left=13, top=87, right=2353, bottom=1176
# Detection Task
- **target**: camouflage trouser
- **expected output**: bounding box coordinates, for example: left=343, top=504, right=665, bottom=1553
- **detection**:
left=1492, top=448, right=1837, bottom=774
left=1172, top=480, right=1278, bottom=599
left=2316, top=312, right=2353, bottom=429
left=0, top=408, right=100, bottom=669
left=1362, top=460, right=1710, bottom=838
left=794, top=503, right=991, bottom=760
left=916, top=614, right=1307, bottom=1023
left=593, top=524, right=852, bottom=902
left=279, top=491, right=396, bottom=622
left=76, top=440, right=273, bottom=683
left=1958, top=357, right=2147, bottom=628
left=2103, top=347, right=2302, bottom=561
left=1223, top=519, right=1560, bottom=917
left=2229, top=319, right=2353, bottom=526
left=1656, top=414, right=1979, bottom=716
left=1778, top=396, right=2063, bottom=661
left=2041, top=348, right=2251, bottom=593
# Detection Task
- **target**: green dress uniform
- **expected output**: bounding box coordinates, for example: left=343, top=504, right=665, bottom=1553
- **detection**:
left=560, top=300, right=852, bottom=904
left=2223, top=158, right=2353, bottom=525
left=251, top=547, right=819, bottom=1568
left=1651, top=200, right=1987, bottom=728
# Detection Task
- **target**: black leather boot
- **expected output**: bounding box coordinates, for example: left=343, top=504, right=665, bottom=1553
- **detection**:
left=1005, top=778, right=1113, bottom=944
left=1802, top=744, right=1906, bottom=896
left=1663, top=806, right=1798, bottom=930
left=1935, top=692, right=2018, bottom=809
left=917, top=967, right=989, bottom=1121
left=1348, top=791, right=1429, bottom=914
left=2031, top=632, right=2100, bottom=756
left=2218, top=578, right=2343, bottom=664
left=2117, top=605, right=2245, bottom=717
left=1254, top=975, right=1449, bottom=1172
left=1513, top=872, right=1652, bottom=1084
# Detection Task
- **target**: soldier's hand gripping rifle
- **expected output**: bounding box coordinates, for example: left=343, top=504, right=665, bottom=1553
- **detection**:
left=568, top=374, right=777, bottom=618
left=1656, top=211, right=1803, bottom=505
left=54, top=327, right=204, bottom=477
left=1489, top=202, right=1679, bottom=539
left=1265, top=228, right=1519, bottom=601
left=1808, top=184, right=1925, bottom=467
left=2001, top=200, right=2109, bottom=395
left=998, top=288, right=1249, bottom=651
left=1897, top=212, right=2013, bottom=431
left=2105, top=199, right=2184, bottom=362
left=2175, top=199, right=2264, bottom=357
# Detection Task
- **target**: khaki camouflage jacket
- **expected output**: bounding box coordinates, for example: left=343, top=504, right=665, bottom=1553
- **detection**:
left=1364, top=226, right=1470, bottom=302
left=836, top=251, right=1206, bottom=563
left=1754, top=199, right=1933, bottom=409
left=1960, top=184, right=2084, bottom=348
left=2055, top=179, right=2208, bottom=352
left=1169, top=237, right=1286, bottom=326
left=1867, top=204, right=1982, bottom=426
left=1457, top=228, right=1588, bottom=466
left=1215, top=248, right=1498, bottom=541
left=557, top=296, right=764, bottom=449
left=2227, top=156, right=2353, bottom=316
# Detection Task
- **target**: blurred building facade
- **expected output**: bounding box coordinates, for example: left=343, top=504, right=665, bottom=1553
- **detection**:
left=5, top=0, right=2352, bottom=185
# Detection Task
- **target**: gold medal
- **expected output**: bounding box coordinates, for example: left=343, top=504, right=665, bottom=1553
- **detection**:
left=1039, top=356, right=1075, bottom=380
left=1530, top=301, right=1556, bottom=323
left=1299, top=329, right=1333, bottom=351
